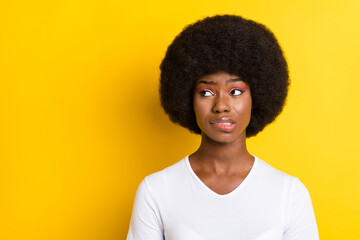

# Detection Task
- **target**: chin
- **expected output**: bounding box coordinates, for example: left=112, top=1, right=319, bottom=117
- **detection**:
left=202, top=131, right=245, bottom=144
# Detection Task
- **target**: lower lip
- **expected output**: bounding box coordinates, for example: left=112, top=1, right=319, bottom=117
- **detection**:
left=210, top=123, right=235, bottom=132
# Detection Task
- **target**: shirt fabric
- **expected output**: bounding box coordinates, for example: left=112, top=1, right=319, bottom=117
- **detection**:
left=127, top=155, right=319, bottom=240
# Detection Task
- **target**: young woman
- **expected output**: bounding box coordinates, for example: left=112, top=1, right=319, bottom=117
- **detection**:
left=127, top=15, right=319, bottom=240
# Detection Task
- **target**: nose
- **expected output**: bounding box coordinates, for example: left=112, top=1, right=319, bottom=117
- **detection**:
left=212, top=94, right=231, bottom=113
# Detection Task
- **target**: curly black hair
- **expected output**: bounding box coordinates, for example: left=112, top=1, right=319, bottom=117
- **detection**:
left=159, top=15, right=289, bottom=138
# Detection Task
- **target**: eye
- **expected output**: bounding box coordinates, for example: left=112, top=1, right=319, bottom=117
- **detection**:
left=200, top=90, right=214, bottom=97
left=229, top=89, right=243, bottom=96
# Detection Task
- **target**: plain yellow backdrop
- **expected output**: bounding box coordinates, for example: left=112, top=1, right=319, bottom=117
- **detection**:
left=1, top=0, right=359, bottom=239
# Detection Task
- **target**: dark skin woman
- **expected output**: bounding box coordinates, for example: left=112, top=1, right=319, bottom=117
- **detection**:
left=127, top=14, right=319, bottom=240
left=190, top=72, right=254, bottom=195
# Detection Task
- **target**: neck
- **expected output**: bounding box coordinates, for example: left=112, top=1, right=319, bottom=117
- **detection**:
left=190, top=132, right=254, bottom=174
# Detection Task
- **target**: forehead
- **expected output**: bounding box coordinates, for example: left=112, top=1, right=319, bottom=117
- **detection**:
left=195, top=72, right=247, bottom=86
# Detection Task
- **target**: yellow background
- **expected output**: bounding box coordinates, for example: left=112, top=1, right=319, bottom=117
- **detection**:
left=1, top=0, right=359, bottom=239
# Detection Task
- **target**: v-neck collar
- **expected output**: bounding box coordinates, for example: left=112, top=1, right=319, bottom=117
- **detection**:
left=184, top=155, right=258, bottom=198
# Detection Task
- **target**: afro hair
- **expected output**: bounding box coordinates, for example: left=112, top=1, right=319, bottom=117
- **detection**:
left=159, top=14, right=289, bottom=138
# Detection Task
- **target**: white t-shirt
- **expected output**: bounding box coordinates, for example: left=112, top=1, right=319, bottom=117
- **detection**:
left=127, top=155, right=319, bottom=240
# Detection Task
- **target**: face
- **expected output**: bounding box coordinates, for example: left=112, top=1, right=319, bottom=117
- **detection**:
left=193, top=72, right=252, bottom=144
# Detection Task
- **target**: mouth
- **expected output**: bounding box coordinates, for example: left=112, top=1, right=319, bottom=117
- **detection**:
left=210, top=118, right=236, bottom=132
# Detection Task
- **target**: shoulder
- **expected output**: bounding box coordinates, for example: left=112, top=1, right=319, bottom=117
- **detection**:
left=254, top=155, right=296, bottom=183
left=254, top=156, right=318, bottom=235
left=142, top=156, right=189, bottom=195
left=253, top=156, right=310, bottom=196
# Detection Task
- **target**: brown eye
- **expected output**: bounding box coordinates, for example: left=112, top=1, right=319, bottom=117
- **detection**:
left=200, top=90, right=214, bottom=97
left=229, top=89, right=243, bottom=96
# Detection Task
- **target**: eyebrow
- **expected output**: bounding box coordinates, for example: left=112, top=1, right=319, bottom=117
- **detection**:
left=197, top=78, right=243, bottom=85
left=226, top=78, right=243, bottom=84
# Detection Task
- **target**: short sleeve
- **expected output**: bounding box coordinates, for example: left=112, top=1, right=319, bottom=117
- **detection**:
left=127, top=178, right=164, bottom=240
left=283, top=177, right=319, bottom=240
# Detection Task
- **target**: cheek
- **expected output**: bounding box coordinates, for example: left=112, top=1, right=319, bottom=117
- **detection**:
left=193, top=98, right=209, bottom=126
left=233, top=96, right=252, bottom=117
left=193, top=104, right=207, bottom=120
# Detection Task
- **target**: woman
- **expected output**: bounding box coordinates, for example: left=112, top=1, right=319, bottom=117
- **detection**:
left=127, top=15, right=319, bottom=240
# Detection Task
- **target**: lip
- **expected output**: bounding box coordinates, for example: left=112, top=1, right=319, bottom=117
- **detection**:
left=210, top=117, right=236, bottom=132
left=210, top=117, right=235, bottom=124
